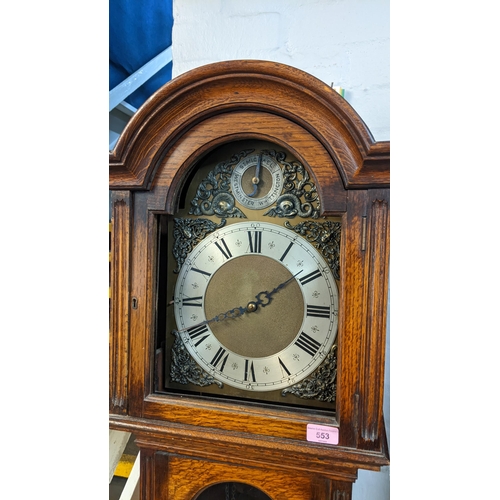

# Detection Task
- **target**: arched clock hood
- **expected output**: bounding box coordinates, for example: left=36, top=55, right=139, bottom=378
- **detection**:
left=109, top=60, right=389, bottom=194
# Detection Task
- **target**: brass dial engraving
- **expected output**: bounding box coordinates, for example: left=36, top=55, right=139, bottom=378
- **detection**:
left=205, top=255, right=304, bottom=358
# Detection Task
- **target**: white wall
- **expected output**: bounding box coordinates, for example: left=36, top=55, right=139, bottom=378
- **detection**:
left=172, top=0, right=390, bottom=142
left=172, top=2, right=390, bottom=499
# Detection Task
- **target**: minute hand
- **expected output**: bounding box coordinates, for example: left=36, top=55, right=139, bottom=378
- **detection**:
left=176, top=270, right=303, bottom=333
left=251, top=270, right=303, bottom=309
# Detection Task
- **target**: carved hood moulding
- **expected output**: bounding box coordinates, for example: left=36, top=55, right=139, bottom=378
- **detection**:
left=109, top=60, right=389, bottom=192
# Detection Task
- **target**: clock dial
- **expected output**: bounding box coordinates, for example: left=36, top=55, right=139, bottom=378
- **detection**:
left=173, top=221, right=339, bottom=391
left=230, top=152, right=284, bottom=209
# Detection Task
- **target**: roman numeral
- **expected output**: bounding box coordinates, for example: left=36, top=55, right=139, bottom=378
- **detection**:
left=214, top=238, right=232, bottom=259
left=247, top=231, right=262, bottom=253
left=279, top=241, right=294, bottom=262
left=186, top=324, right=210, bottom=347
left=210, top=347, right=229, bottom=371
left=181, top=296, right=203, bottom=307
left=191, top=267, right=211, bottom=277
left=244, top=359, right=256, bottom=382
left=306, top=304, right=331, bottom=318
left=295, top=332, right=322, bottom=357
left=278, top=357, right=291, bottom=376
left=299, top=269, right=322, bottom=285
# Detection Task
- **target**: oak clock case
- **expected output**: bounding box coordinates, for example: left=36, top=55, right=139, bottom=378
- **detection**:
left=110, top=60, right=390, bottom=500
left=156, top=139, right=342, bottom=412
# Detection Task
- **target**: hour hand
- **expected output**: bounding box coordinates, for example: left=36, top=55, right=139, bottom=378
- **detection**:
left=209, top=305, right=248, bottom=323
left=175, top=304, right=248, bottom=333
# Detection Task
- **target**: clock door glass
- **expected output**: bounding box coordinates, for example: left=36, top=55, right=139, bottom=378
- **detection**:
left=155, top=139, right=342, bottom=412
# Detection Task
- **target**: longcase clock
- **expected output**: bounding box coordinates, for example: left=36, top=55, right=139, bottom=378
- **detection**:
left=109, top=60, right=389, bottom=500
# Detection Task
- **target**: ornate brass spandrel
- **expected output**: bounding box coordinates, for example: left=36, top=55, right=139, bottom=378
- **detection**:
left=170, top=330, right=224, bottom=388
left=172, top=218, right=226, bottom=273
left=188, top=146, right=321, bottom=220
left=285, top=220, right=341, bottom=280
left=189, top=150, right=252, bottom=218
left=264, top=155, right=320, bottom=219
left=281, top=344, right=337, bottom=402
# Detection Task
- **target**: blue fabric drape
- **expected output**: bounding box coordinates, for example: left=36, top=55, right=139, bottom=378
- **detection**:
left=109, top=0, right=173, bottom=109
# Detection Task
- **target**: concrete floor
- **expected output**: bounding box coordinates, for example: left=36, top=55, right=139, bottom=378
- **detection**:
left=110, top=476, right=128, bottom=500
